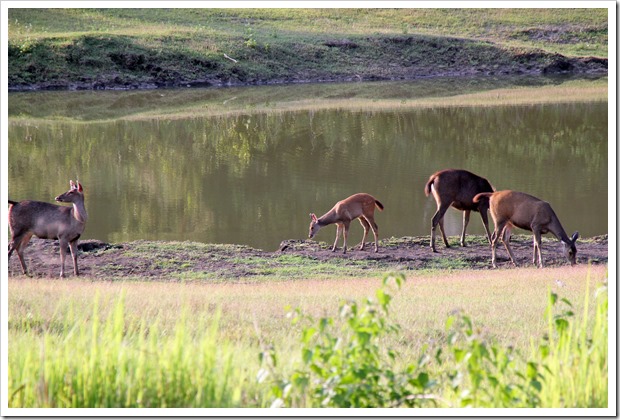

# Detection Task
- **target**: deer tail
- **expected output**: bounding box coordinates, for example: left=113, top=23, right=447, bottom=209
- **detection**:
left=424, top=174, right=437, bottom=197
left=375, top=200, right=384, bottom=211
left=8, top=200, right=18, bottom=206
left=473, top=192, right=494, bottom=203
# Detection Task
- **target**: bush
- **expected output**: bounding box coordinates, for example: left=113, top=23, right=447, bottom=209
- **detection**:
left=258, top=273, right=438, bottom=408
left=260, top=272, right=608, bottom=408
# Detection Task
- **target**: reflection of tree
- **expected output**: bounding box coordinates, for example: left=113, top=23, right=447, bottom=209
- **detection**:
left=8, top=102, right=607, bottom=249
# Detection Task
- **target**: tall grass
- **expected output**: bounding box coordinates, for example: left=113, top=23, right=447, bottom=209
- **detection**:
left=7, top=266, right=609, bottom=409
left=8, top=292, right=244, bottom=408
left=262, top=271, right=609, bottom=409
left=536, top=279, right=608, bottom=407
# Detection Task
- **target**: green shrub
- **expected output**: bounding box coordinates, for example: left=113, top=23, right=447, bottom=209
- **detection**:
left=260, top=271, right=608, bottom=408
left=259, top=272, right=438, bottom=408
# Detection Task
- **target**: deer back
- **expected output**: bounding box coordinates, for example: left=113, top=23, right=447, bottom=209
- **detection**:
left=427, top=169, right=494, bottom=210
left=9, top=201, right=74, bottom=240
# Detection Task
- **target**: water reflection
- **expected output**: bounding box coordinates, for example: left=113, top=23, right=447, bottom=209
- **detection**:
left=8, top=82, right=608, bottom=251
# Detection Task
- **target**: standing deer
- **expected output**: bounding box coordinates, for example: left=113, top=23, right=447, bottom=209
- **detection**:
left=473, top=190, right=578, bottom=268
left=308, top=193, right=384, bottom=254
left=424, top=169, right=495, bottom=252
left=8, top=180, right=88, bottom=277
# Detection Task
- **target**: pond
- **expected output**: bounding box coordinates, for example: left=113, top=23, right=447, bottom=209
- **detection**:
left=7, top=76, right=608, bottom=251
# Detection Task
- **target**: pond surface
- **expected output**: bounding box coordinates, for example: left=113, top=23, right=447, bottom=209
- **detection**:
left=8, top=77, right=608, bottom=251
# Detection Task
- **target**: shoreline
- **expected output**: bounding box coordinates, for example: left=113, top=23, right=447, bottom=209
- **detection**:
left=7, top=234, right=609, bottom=281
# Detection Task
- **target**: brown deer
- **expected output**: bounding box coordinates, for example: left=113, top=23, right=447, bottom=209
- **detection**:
left=473, top=190, right=578, bottom=268
left=424, top=169, right=494, bottom=252
left=8, top=180, right=88, bottom=277
left=309, top=193, right=384, bottom=254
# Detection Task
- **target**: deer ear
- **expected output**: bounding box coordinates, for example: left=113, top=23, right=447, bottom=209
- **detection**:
left=77, top=182, right=83, bottom=192
left=310, top=213, right=318, bottom=222
left=70, top=180, right=77, bottom=190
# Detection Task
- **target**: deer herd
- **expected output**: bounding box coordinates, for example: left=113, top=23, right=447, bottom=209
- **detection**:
left=8, top=169, right=579, bottom=278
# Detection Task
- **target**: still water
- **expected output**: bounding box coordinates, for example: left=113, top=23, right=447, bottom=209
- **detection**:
left=7, top=78, right=608, bottom=251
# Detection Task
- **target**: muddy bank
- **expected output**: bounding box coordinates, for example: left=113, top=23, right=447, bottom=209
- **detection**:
left=7, top=235, right=608, bottom=281
left=9, top=54, right=608, bottom=93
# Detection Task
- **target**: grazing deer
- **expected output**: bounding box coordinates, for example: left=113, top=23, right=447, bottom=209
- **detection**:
left=8, top=180, right=88, bottom=277
left=473, top=190, right=578, bottom=268
left=309, top=193, right=384, bottom=254
left=424, top=169, right=495, bottom=252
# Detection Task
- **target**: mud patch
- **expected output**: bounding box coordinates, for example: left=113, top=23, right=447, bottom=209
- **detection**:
left=7, top=235, right=608, bottom=281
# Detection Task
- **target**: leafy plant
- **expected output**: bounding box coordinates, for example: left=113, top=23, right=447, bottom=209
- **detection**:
left=259, top=271, right=608, bottom=409
left=439, top=276, right=608, bottom=408
left=259, top=272, right=439, bottom=408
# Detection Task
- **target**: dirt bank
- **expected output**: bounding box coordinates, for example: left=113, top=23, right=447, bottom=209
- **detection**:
left=7, top=235, right=608, bottom=281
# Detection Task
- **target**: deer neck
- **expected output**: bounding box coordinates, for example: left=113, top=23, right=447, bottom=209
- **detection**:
left=318, top=209, right=338, bottom=226
left=549, top=219, right=570, bottom=244
left=72, top=200, right=88, bottom=224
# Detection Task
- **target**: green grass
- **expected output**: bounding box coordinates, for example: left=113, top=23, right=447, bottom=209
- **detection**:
left=7, top=9, right=608, bottom=89
left=9, top=297, right=244, bottom=408
left=7, top=265, right=608, bottom=408
left=263, top=271, right=608, bottom=408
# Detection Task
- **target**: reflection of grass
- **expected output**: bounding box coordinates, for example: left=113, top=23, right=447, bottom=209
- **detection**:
left=8, top=77, right=608, bottom=123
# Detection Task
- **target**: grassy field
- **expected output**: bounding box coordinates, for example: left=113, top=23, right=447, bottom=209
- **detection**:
left=7, top=265, right=608, bottom=409
left=6, top=7, right=610, bottom=411
left=7, top=8, right=608, bottom=89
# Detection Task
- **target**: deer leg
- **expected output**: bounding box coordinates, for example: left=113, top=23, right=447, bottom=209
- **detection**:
left=490, top=228, right=501, bottom=269
left=460, top=210, right=471, bottom=247
left=479, top=206, right=492, bottom=245
left=11, top=233, right=32, bottom=276
left=341, top=221, right=351, bottom=254
left=501, top=226, right=517, bottom=267
left=331, top=224, right=342, bottom=252
left=430, top=204, right=450, bottom=252
left=69, top=240, right=79, bottom=276
left=59, top=238, right=68, bottom=278
left=533, top=231, right=544, bottom=268
left=368, top=216, right=379, bottom=253
left=358, top=217, right=370, bottom=250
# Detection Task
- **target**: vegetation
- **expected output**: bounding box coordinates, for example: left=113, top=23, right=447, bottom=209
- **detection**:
left=7, top=266, right=608, bottom=409
left=262, top=272, right=608, bottom=408
left=8, top=8, right=608, bottom=90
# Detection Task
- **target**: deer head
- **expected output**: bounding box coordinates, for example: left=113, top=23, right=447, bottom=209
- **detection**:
left=562, top=231, right=579, bottom=266
left=308, top=213, right=320, bottom=238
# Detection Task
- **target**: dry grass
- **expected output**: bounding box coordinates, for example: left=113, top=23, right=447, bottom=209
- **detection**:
left=9, top=264, right=607, bottom=354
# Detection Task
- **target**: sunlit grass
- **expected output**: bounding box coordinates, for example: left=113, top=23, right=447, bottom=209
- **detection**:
left=8, top=8, right=608, bottom=57
left=7, top=265, right=607, bottom=408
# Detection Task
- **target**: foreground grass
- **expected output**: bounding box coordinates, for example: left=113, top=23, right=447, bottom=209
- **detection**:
left=7, top=265, right=608, bottom=408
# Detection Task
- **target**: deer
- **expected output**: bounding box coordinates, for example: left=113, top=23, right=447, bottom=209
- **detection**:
left=308, top=193, right=384, bottom=254
left=473, top=190, right=578, bottom=268
left=424, top=169, right=495, bottom=252
left=8, top=180, right=88, bottom=278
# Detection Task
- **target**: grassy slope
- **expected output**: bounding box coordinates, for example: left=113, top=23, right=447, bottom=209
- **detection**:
left=7, top=8, right=608, bottom=89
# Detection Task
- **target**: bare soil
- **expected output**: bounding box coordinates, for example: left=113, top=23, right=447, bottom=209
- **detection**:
left=7, top=235, right=608, bottom=281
